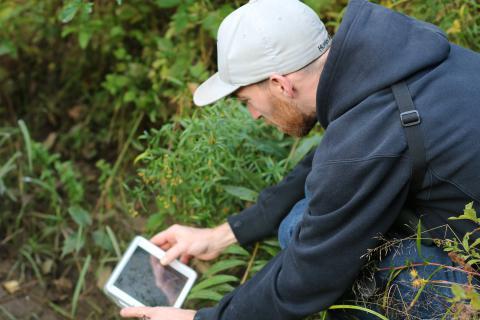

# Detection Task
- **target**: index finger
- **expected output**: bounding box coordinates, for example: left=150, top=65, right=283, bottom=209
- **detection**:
left=120, top=307, right=153, bottom=318
left=150, top=229, right=174, bottom=247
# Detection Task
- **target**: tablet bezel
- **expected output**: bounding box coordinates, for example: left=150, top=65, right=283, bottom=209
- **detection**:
left=104, top=236, right=197, bottom=308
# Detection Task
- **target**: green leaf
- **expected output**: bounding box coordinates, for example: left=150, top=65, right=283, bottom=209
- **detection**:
left=154, top=0, right=181, bottom=9
left=68, top=205, right=92, bottom=227
left=62, top=231, right=84, bottom=257
left=78, top=30, right=91, bottom=49
left=223, top=185, right=258, bottom=202
left=59, top=0, right=82, bottom=23
left=146, top=213, right=164, bottom=231
left=222, top=245, right=250, bottom=257
left=467, top=259, right=480, bottom=265
left=187, top=289, right=223, bottom=302
left=191, top=275, right=238, bottom=292
left=116, top=0, right=123, bottom=4
left=204, top=259, right=246, bottom=277
left=81, top=2, right=93, bottom=16
left=262, top=240, right=280, bottom=247
left=92, top=229, right=113, bottom=251
left=213, top=283, right=235, bottom=293
left=61, top=26, right=76, bottom=38
left=71, top=255, right=91, bottom=316
left=124, top=90, right=136, bottom=103
left=261, top=244, right=279, bottom=257
left=0, top=40, right=17, bottom=58
left=18, top=120, right=32, bottom=172
left=451, top=284, right=467, bottom=301
left=471, top=238, right=480, bottom=249
left=469, top=290, right=480, bottom=310
left=462, top=232, right=471, bottom=252
left=449, top=202, right=479, bottom=223
left=106, top=226, right=122, bottom=260
left=328, top=305, right=388, bottom=320
left=201, top=5, right=234, bottom=39
left=0, top=152, right=20, bottom=180
left=289, top=133, right=322, bottom=166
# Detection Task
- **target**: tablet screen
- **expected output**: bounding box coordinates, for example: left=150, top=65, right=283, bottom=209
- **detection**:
left=113, top=247, right=188, bottom=306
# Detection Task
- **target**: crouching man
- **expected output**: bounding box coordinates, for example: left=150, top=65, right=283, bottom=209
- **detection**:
left=121, top=0, right=480, bottom=319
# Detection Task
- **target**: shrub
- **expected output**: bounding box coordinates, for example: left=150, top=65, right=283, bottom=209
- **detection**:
left=131, top=101, right=321, bottom=231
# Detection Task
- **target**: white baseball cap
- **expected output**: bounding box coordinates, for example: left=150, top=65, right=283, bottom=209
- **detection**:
left=193, top=0, right=330, bottom=107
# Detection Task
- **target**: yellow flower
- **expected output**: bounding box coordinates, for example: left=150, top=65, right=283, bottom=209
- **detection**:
left=412, top=279, right=422, bottom=288
left=447, top=19, right=462, bottom=35
left=412, top=278, right=428, bottom=288
left=410, top=269, right=418, bottom=279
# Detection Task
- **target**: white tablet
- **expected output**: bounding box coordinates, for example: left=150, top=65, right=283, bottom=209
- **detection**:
left=104, top=236, right=197, bottom=308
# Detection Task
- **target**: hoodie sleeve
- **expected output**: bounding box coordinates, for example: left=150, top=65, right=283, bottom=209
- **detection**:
left=227, top=150, right=315, bottom=246
left=196, top=154, right=411, bottom=320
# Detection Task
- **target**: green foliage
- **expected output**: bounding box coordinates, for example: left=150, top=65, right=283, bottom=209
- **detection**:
left=186, top=241, right=281, bottom=307
left=0, top=121, right=120, bottom=316
left=0, top=0, right=237, bottom=171
left=132, top=102, right=297, bottom=230
left=1, top=0, right=479, bottom=318
left=444, top=203, right=480, bottom=267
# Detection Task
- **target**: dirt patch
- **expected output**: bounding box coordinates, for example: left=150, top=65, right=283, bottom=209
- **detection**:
left=0, top=257, right=119, bottom=319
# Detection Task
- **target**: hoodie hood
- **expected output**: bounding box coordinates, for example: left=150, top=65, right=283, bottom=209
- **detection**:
left=316, top=0, right=450, bottom=128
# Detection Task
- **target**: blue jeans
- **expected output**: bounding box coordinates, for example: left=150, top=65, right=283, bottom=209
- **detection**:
left=278, top=185, right=312, bottom=250
left=278, top=203, right=474, bottom=319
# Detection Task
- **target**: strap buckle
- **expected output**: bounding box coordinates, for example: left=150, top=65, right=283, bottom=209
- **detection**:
left=400, top=110, right=421, bottom=127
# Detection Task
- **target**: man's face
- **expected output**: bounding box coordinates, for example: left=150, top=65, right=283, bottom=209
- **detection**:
left=235, top=84, right=317, bottom=137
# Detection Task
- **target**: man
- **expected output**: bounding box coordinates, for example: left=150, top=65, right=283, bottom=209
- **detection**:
left=121, top=0, right=480, bottom=319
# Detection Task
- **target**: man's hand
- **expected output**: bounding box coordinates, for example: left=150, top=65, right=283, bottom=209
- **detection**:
left=151, top=222, right=237, bottom=265
left=120, top=307, right=196, bottom=320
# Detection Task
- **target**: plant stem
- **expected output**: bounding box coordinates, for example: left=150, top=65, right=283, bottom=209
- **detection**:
left=241, top=242, right=260, bottom=284
left=377, top=261, right=480, bottom=277
left=94, top=111, right=144, bottom=215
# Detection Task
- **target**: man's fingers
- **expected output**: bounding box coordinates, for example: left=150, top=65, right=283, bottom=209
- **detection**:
left=180, top=254, right=191, bottom=264
left=150, top=230, right=173, bottom=247
left=161, top=244, right=185, bottom=265
left=120, top=306, right=153, bottom=318
left=160, top=243, right=171, bottom=251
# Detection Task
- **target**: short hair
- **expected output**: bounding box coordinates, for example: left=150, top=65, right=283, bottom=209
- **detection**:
left=256, top=54, right=324, bottom=90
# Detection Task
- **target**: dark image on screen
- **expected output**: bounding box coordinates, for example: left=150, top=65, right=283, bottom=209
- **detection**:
left=114, top=247, right=188, bottom=306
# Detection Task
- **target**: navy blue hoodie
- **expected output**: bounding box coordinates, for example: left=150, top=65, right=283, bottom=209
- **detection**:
left=197, top=0, right=480, bottom=319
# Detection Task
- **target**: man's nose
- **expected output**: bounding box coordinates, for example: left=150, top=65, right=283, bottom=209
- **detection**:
left=247, top=105, right=262, bottom=120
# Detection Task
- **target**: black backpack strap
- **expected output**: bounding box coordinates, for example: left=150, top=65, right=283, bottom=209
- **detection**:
left=390, top=82, right=433, bottom=245
left=391, top=81, right=426, bottom=192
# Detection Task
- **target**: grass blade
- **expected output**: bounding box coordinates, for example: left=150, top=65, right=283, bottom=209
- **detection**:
left=20, top=249, right=45, bottom=288
left=49, top=302, right=73, bottom=319
left=106, top=226, right=122, bottom=260
left=328, top=304, right=388, bottom=320
left=0, top=306, right=16, bottom=320
left=0, top=151, right=20, bottom=179
left=71, top=254, right=91, bottom=317
left=17, top=120, right=33, bottom=172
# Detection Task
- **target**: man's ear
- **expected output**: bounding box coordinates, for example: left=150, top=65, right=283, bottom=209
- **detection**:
left=268, top=74, right=294, bottom=99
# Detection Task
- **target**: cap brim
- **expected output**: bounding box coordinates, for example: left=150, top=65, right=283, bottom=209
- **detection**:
left=193, top=73, right=240, bottom=107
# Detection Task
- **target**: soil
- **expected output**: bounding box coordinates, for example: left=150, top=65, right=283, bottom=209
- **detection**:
left=0, top=257, right=119, bottom=320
